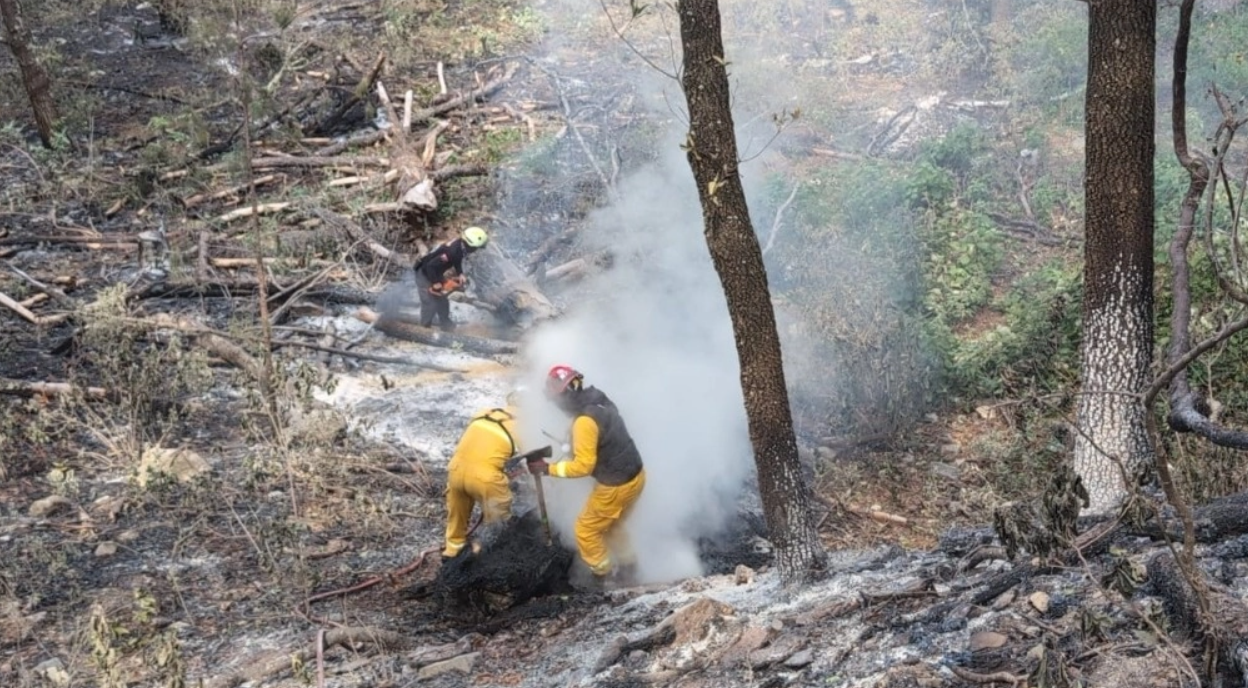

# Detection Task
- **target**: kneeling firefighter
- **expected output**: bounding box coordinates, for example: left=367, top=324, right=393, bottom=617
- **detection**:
left=525, top=365, right=646, bottom=584
left=442, top=390, right=523, bottom=560
left=414, top=226, right=488, bottom=331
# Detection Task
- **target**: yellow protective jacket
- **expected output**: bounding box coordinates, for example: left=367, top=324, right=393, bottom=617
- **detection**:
left=546, top=388, right=643, bottom=486
left=443, top=406, right=520, bottom=557
left=545, top=388, right=645, bottom=575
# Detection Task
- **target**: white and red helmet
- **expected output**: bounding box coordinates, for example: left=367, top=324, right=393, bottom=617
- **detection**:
left=545, top=364, right=583, bottom=397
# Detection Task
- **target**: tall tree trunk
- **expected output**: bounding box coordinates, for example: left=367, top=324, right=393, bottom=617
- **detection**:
left=676, top=0, right=823, bottom=584
left=0, top=0, right=57, bottom=148
left=1074, top=0, right=1156, bottom=514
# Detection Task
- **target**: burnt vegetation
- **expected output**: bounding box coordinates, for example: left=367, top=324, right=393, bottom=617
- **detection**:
left=3, top=0, right=1248, bottom=687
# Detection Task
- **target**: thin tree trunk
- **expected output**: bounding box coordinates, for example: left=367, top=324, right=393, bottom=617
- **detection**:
left=676, top=0, right=823, bottom=584
left=1073, top=0, right=1156, bottom=514
left=0, top=0, right=57, bottom=148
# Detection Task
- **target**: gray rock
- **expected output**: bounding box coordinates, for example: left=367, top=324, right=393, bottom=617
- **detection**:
left=784, top=648, right=814, bottom=668
left=417, top=652, right=478, bottom=680
left=29, top=495, right=72, bottom=518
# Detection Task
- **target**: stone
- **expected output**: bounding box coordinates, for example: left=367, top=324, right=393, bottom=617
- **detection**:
left=287, top=406, right=348, bottom=447
left=1028, top=591, right=1051, bottom=614
left=991, top=589, right=1015, bottom=610
left=137, top=447, right=209, bottom=487
left=785, top=648, right=814, bottom=668
left=734, top=564, right=755, bottom=585
left=416, top=652, right=478, bottom=680
left=969, top=631, right=1008, bottom=652
left=717, top=625, right=775, bottom=667
left=28, top=495, right=72, bottom=518
left=35, top=657, right=70, bottom=687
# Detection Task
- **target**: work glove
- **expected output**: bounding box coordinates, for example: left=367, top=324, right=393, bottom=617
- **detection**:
left=527, top=458, right=549, bottom=476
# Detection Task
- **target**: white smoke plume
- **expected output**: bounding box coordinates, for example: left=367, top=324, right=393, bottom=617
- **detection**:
left=512, top=132, right=766, bottom=583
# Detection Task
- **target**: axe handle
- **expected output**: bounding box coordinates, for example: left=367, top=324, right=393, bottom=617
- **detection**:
left=533, top=472, right=552, bottom=545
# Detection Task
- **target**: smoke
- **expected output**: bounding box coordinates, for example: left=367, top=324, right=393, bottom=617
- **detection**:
left=513, top=136, right=758, bottom=583
left=493, top=0, right=821, bottom=584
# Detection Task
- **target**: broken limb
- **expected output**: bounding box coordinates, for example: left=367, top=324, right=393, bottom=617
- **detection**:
left=761, top=181, right=800, bottom=257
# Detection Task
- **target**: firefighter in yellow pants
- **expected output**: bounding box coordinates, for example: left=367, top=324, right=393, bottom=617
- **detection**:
left=526, top=365, right=645, bottom=582
left=443, top=403, right=521, bottom=559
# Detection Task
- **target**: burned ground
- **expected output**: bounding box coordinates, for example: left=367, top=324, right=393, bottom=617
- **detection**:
left=5, top=1, right=1248, bottom=687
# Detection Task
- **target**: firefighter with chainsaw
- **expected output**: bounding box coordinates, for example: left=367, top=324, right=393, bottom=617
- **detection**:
left=414, top=226, right=488, bottom=331
left=443, top=388, right=533, bottom=560
left=525, top=365, right=646, bottom=586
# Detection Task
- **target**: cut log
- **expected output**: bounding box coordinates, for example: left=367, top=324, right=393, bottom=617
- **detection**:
left=469, top=242, right=558, bottom=326
left=355, top=306, right=518, bottom=355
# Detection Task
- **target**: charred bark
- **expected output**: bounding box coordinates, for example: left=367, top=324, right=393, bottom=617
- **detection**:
left=0, top=0, right=58, bottom=148
left=1148, top=552, right=1248, bottom=684
left=677, top=0, right=823, bottom=584
left=1073, top=0, right=1156, bottom=514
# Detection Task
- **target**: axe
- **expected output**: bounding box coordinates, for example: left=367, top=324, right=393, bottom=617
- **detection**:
left=505, top=445, right=554, bottom=544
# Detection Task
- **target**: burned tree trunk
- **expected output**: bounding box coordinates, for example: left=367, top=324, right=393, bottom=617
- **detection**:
left=1073, top=0, right=1156, bottom=514
left=0, top=0, right=57, bottom=148
left=677, top=0, right=824, bottom=584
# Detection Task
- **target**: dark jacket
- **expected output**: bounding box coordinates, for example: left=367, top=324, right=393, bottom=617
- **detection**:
left=570, top=387, right=644, bottom=486
left=416, top=239, right=468, bottom=283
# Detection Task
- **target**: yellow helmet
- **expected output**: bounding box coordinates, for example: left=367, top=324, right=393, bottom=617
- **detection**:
left=462, top=226, right=488, bottom=248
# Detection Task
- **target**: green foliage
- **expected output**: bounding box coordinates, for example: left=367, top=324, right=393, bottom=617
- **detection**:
left=919, top=207, right=1003, bottom=323
left=940, top=260, right=1081, bottom=399
left=997, top=1, right=1087, bottom=108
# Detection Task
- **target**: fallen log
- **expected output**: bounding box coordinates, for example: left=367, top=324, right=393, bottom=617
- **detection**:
left=355, top=306, right=518, bottom=355
left=468, top=242, right=558, bottom=326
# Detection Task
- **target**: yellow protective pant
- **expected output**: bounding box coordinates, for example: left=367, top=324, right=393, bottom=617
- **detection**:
left=574, top=469, right=646, bottom=576
left=443, top=465, right=512, bottom=557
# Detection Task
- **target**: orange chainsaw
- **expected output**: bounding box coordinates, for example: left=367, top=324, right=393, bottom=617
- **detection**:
left=428, top=274, right=466, bottom=296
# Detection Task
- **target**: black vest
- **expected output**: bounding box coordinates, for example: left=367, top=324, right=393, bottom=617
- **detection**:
left=572, top=388, right=643, bottom=486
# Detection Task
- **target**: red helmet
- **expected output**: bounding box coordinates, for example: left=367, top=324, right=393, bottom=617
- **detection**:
left=545, top=365, right=583, bottom=397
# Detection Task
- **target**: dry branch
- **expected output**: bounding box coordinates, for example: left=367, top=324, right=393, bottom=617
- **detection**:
left=8, top=265, right=73, bottom=305
left=407, top=62, right=519, bottom=128
left=0, top=378, right=107, bottom=399
left=182, top=173, right=282, bottom=209
left=251, top=155, right=389, bottom=169
left=215, top=202, right=292, bottom=223
left=0, top=290, right=69, bottom=326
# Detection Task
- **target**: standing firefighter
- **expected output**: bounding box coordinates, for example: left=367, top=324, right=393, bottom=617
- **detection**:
left=443, top=394, right=521, bottom=560
left=414, top=226, right=489, bottom=331
left=526, top=365, right=646, bottom=586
